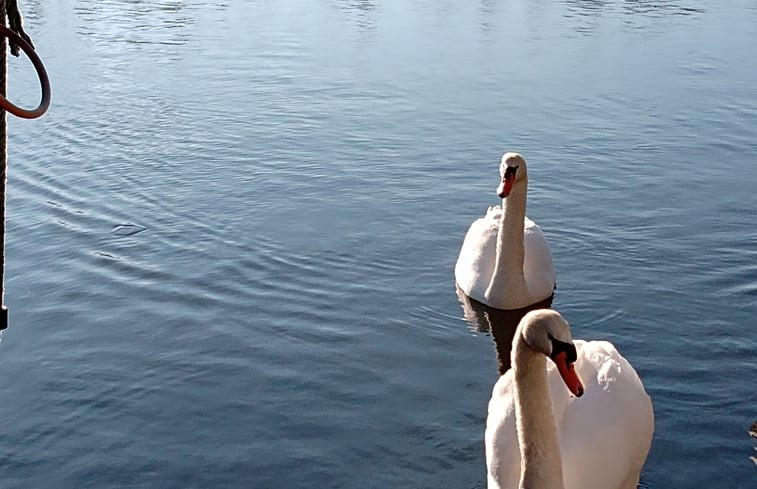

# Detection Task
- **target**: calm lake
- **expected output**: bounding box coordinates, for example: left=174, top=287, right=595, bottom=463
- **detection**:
left=1, top=0, right=756, bottom=488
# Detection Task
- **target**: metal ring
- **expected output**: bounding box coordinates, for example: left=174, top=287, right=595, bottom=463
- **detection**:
left=0, top=25, right=50, bottom=119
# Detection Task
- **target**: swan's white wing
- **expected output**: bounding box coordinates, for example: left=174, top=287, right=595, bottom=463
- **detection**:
left=455, top=206, right=500, bottom=304
left=549, top=340, right=654, bottom=489
left=485, top=373, right=522, bottom=489
left=523, top=218, right=557, bottom=301
left=486, top=341, right=653, bottom=489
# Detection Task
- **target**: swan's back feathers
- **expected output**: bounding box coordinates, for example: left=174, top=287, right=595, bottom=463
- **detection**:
left=455, top=207, right=556, bottom=309
left=552, top=340, right=654, bottom=489
left=486, top=340, right=654, bottom=489
left=522, top=218, right=557, bottom=303
left=455, top=207, right=501, bottom=304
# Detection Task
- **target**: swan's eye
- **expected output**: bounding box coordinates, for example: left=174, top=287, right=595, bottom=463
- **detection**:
left=504, top=165, right=519, bottom=180
left=549, top=335, right=577, bottom=363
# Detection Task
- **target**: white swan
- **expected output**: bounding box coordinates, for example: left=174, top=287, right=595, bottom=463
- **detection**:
left=486, top=309, right=654, bottom=489
left=455, top=153, right=556, bottom=310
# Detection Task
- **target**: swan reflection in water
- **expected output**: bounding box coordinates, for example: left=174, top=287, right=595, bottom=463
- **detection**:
left=455, top=284, right=553, bottom=374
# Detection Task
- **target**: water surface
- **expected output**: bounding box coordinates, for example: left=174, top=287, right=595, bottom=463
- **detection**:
left=1, top=1, right=756, bottom=488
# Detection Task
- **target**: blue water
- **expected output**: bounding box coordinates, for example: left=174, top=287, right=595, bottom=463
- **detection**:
left=1, top=1, right=756, bottom=487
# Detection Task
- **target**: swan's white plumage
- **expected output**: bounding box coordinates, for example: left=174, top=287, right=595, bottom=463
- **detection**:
left=486, top=339, right=654, bottom=489
left=455, top=205, right=556, bottom=309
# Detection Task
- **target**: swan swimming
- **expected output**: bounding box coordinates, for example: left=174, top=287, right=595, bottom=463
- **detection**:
left=486, top=309, right=654, bottom=489
left=455, top=153, right=556, bottom=310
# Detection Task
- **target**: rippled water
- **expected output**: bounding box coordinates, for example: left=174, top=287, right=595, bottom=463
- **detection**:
left=1, top=1, right=756, bottom=488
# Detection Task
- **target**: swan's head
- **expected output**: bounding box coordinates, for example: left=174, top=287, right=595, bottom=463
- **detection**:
left=519, top=309, right=584, bottom=397
left=497, top=152, right=528, bottom=199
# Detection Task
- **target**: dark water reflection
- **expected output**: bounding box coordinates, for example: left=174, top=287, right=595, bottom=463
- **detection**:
left=457, top=286, right=554, bottom=374
left=333, top=1, right=378, bottom=33
left=74, top=0, right=230, bottom=47
left=565, top=0, right=705, bottom=17
left=561, top=0, right=705, bottom=34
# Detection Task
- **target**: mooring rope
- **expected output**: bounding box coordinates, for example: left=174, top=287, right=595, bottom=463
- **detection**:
left=0, top=0, right=50, bottom=331
left=1, top=0, right=9, bottom=331
left=6, top=0, right=32, bottom=56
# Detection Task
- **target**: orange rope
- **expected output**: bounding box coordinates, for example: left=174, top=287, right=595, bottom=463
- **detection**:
left=0, top=24, right=49, bottom=119
left=0, top=0, right=51, bottom=330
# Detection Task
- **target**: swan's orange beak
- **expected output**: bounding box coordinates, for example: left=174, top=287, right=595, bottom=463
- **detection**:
left=497, top=174, right=515, bottom=198
left=554, top=351, right=584, bottom=397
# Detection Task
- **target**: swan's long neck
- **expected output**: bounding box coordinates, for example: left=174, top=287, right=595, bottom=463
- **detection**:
left=512, top=333, right=564, bottom=489
left=486, top=180, right=528, bottom=307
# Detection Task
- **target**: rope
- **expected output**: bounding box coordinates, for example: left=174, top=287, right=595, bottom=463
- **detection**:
left=1, top=0, right=9, bottom=330
left=6, top=0, right=32, bottom=57
left=0, top=25, right=50, bottom=119
left=0, top=0, right=44, bottom=330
